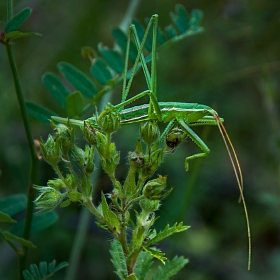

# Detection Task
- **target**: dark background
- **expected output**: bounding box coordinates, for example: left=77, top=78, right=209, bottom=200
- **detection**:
left=1, top=0, right=280, bottom=279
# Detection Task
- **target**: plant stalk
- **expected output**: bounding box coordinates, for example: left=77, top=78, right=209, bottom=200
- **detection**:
left=5, top=1, right=38, bottom=277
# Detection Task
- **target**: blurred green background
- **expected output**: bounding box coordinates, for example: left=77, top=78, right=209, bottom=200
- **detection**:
left=1, top=0, right=280, bottom=279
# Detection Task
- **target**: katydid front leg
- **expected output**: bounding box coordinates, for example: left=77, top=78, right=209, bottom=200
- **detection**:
left=177, top=118, right=210, bottom=171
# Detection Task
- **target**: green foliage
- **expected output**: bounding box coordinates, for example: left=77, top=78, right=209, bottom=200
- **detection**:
left=151, top=256, right=188, bottom=280
left=25, top=102, right=56, bottom=124
left=4, top=7, right=32, bottom=32
left=22, top=260, right=68, bottom=280
left=110, top=240, right=128, bottom=279
left=145, top=222, right=190, bottom=246
left=26, top=4, right=203, bottom=123
left=66, top=91, right=84, bottom=117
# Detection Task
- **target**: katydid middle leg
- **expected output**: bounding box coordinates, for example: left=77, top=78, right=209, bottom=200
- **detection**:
left=177, top=118, right=210, bottom=171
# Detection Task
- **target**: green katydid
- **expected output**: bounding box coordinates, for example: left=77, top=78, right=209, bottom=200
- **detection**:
left=52, top=14, right=251, bottom=270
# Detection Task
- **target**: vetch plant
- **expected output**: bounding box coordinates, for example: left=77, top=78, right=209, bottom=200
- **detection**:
left=37, top=120, right=190, bottom=279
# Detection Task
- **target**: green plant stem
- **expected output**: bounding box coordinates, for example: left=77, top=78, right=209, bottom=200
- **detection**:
left=65, top=1, right=141, bottom=279
left=5, top=40, right=39, bottom=280
left=7, top=0, right=13, bottom=19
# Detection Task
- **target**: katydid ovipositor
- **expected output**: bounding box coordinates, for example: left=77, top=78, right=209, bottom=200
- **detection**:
left=52, top=13, right=251, bottom=270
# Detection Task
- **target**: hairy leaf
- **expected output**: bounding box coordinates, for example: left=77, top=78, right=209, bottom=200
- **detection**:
left=143, top=247, right=167, bottom=264
left=101, top=192, right=120, bottom=233
left=110, top=239, right=127, bottom=279
left=152, top=256, right=188, bottom=280
left=134, top=251, right=154, bottom=280
left=145, top=222, right=190, bottom=246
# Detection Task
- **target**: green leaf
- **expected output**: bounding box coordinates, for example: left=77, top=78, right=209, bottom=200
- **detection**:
left=156, top=26, right=167, bottom=45
left=57, top=62, right=97, bottom=98
left=152, top=256, right=188, bottom=280
left=29, top=264, right=40, bottom=280
left=39, top=262, right=47, bottom=276
left=101, top=192, right=121, bottom=233
left=134, top=251, right=154, bottom=280
left=0, top=212, right=16, bottom=223
left=170, top=4, right=190, bottom=32
left=111, top=28, right=137, bottom=62
left=0, top=194, right=27, bottom=216
left=25, top=101, right=56, bottom=124
left=110, top=240, right=127, bottom=279
left=145, top=222, right=190, bottom=246
left=132, top=19, right=153, bottom=51
left=98, top=43, right=124, bottom=74
left=190, top=9, right=203, bottom=28
left=22, top=270, right=35, bottom=280
left=48, top=260, right=56, bottom=273
left=10, top=211, right=58, bottom=236
left=3, top=31, right=39, bottom=40
left=52, top=261, right=68, bottom=273
left=3, top=231, right=36, bottom=248
left=4, top=7, right=32, bottom=32
left=66, top=91, right=84, bottom=117
left=42, top=73, right=70, bottom=108
left=90, top=57, right=112, bottom=85
left=143, top=247, right=167, bottom=264
left=165, top=25, right=177, bottom=38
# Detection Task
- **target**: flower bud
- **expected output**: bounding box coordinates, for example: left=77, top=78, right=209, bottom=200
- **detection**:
left=128, top=151, right=145, bottom=169
left=47, top=178, right=66, bottom=190
left=40, top=135, right=62, bottom=165
left=54, top=124, right=74, bottom=156
left=140, top=149, right=163, bottom=178
left=66, top=173, right=77, bottom=190
left=34, top=186, right=62, bottom=212
left=97, top=104, right=120, bottom=134
left=143, top=175, right=167, bottom=200
left=140, top=121, right=160, bottom=145
left=165, top=127, right=185, bottom=149
left=71, top=145, right=86, bottom=168
left=139, top=198, right=160, bottom=212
